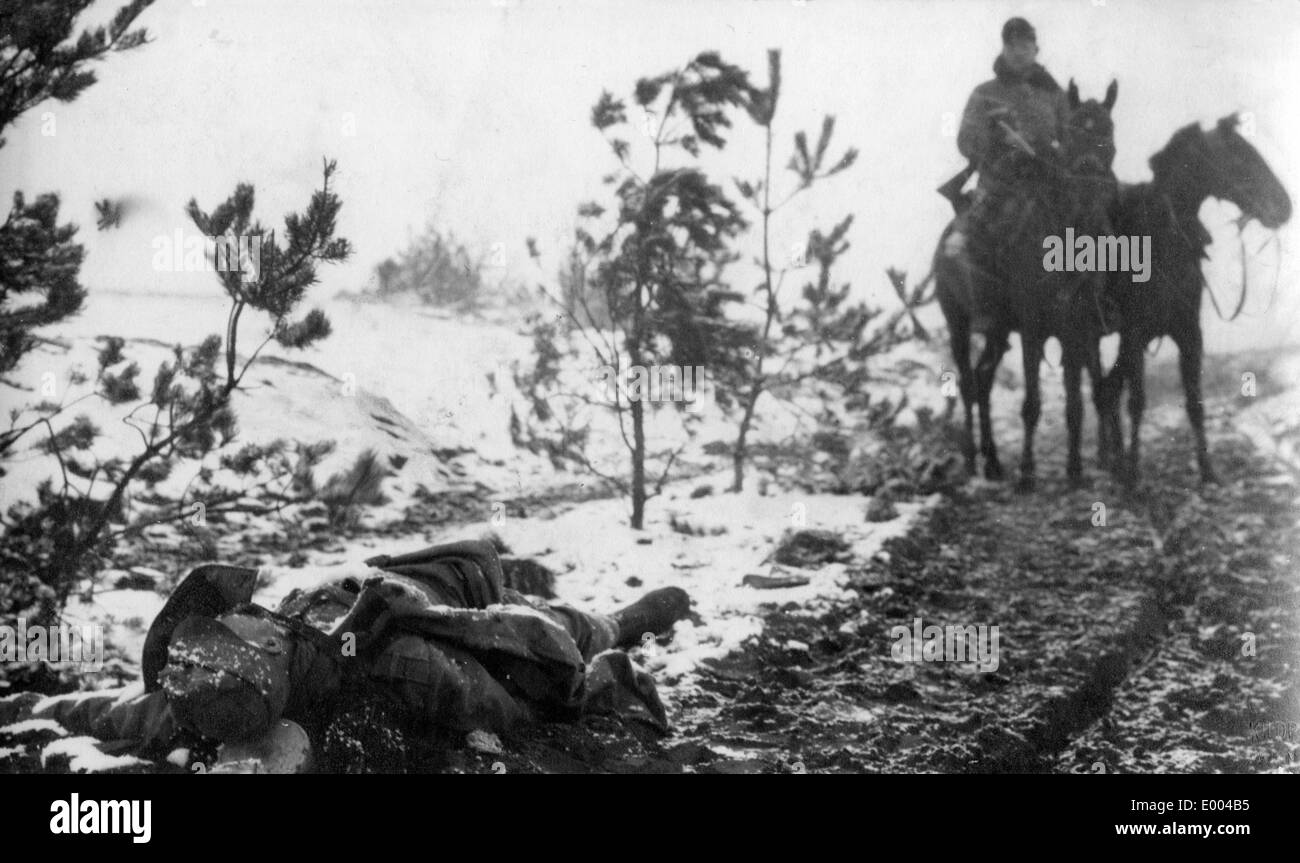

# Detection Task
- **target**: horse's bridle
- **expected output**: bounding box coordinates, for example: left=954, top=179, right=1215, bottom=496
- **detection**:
left=1170, top=125, right=1271, bottom=223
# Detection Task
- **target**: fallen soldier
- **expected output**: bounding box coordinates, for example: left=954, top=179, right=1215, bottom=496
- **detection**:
left=2, top=540, right=690, bottom=772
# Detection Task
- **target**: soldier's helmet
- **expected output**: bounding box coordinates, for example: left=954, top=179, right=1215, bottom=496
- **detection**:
left=160, top=604, right=345, bottom=742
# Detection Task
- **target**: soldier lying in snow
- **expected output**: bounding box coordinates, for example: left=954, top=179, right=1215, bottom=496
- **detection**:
left=4, top=540, right=690, bottom=772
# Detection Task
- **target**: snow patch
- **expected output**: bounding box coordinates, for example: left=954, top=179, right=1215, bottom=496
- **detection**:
left=432, top=478, right=937, bottom=695
left=1, top=718, right=69, bottom=736
left=40, top=736, right=149, bottom=773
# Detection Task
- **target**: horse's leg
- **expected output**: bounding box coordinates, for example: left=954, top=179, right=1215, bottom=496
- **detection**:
left=1064, top=344, right=1085, bottom=486
left=1097, top=358, right=1125, bottom=475
left=1173, top=325, right=1218, bottom=484
left=974, top=329, right=1008, bottom=481
left=1085, top=338, right=1111, bottom=476
left=949, top=314, right=977, bottom=476
left=935, top=221, right=981, bottom=478
left=1119, top=338, right=1146, bottom=488
left=1018, top=333, right=1044, bottom=492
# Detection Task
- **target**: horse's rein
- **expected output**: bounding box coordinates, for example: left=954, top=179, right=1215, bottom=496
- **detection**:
left=1156, top=130, right=1277, bottom=324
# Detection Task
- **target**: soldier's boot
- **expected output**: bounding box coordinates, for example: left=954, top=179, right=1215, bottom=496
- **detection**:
left=610, top=587, right=691, bottom=649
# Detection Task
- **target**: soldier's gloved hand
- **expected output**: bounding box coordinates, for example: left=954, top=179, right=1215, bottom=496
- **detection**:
left=988, top=107, right=1022, bottom=140
left=986, top=104, right=1014, bottom=125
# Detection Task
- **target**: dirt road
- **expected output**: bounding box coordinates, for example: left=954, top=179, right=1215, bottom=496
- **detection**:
left=481, top=349, right=1300, bottom=774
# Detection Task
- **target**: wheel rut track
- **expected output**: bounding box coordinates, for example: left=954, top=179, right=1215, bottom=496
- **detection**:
left=665, top=411, right=1298, bottom=774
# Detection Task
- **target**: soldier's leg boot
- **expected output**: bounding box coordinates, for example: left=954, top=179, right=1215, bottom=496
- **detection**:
left=610, top=587, right=692, bottom=649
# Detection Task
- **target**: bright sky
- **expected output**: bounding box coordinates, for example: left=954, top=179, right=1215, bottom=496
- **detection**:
left=4, top=0, right=1299, bottom=351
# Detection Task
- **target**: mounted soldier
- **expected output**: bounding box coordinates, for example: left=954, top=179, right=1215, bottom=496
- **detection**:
left=933, top=16, right=1122, bottom=489
left=939, top=17, right=1072, bottom=331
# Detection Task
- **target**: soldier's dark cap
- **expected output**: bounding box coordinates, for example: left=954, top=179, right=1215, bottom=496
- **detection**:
left=1002, top=17, right=1037, bottom=45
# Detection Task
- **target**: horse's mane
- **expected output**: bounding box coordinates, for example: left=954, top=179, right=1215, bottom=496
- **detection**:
left=1122, top=123, right=1216, bottom=259
left=1115, top=178, right=1213, bottom=258
left=1148, top=122, right=1204, bottom=183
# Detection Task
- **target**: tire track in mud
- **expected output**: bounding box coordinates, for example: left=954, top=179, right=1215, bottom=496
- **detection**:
left=1050, top=430, right=1300, bottom=774
left=657, top=370, right=1299, bottom=774
left=453, top=358, right=1298, bottom=774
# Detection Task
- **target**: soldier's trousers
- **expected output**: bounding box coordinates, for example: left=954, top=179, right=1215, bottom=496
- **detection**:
left=501, top=588, right=620, bottom=661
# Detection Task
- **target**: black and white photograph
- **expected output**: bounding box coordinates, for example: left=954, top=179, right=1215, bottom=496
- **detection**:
left=0, top=0, right=1296, bottom=804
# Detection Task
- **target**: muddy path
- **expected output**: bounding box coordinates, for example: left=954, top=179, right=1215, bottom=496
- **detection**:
left=668, top=441, right=1296, bottom=774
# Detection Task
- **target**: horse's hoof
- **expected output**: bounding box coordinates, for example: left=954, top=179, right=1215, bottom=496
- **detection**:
left=1201, top=469, right=1220, bottom=486
left=1015, top=475, right=1036, bottom=493
left=984, top=461, right=1004, bottom=481
left=1068, top=473, right=1090, bottom=490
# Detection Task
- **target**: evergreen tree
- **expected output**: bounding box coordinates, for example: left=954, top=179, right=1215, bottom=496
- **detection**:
left=528, top=52, right=757, bottom=528
left=0, top=0, right=156, bottom=378
left=1, top=163, right=351, bottom=630
left=720, top=50, right=928, bottom=491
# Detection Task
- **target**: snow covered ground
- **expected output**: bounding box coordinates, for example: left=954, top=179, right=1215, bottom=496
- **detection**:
left=1235, top=350, right=1300, bottom=477
left=2, top=287, right=950, bottom=771
left=254, top=475, right=935, bottom=688
left=1, top=291, right=558, bottom=513
left=6, top=474, right=935, bottom=771
left=5, top=288, right=942, bottom=510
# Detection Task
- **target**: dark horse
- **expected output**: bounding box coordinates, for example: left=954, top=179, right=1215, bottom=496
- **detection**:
left=1098, top=115, right=1292, bottom=485
left=936, top=80, right=1120, bottom=490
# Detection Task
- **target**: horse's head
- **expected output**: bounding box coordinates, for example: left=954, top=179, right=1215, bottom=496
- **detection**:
left=1151, top=115, right=1292, bottom=229
left=1064, top=79, right=1117, bottom=176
